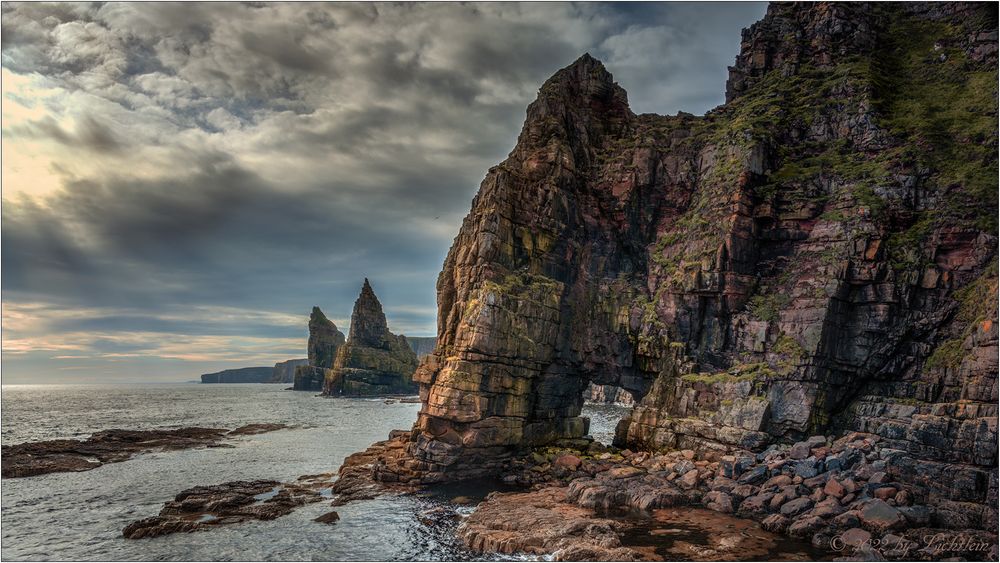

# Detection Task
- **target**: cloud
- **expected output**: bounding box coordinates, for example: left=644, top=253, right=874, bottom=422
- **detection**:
left=1, top=1, right=766, bottom=383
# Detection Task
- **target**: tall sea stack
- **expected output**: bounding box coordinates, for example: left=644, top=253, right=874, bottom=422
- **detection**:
left=292, top=306, right=346, bottom=391
left=322, top=279, right=420, bottom=395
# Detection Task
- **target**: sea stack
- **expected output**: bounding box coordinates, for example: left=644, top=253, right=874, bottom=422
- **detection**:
left=322, top=279, right=419, bottom=396
left=292, top=306, right=346, bottom=391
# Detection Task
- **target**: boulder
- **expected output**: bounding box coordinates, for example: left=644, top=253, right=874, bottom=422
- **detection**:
left=859, top=500, right=906, bottom=533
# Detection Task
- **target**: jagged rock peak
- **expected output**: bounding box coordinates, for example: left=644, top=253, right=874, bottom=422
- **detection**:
left=348, top=278, right=389, bottom=347
left=310, top=305, right=330, bottom=324
left=535, top=52, right=629, bottom=113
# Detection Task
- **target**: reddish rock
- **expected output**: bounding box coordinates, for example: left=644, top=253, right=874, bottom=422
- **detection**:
left=874, top=487, right=897, bottom=500
left=840, top=527, right=871, bottom=548
left=824, top=478, right=846, bottom=498
left=554, top=454, right=582, bottom=471
left=761, top=514, right=790, bottom=533
left=858, top=499, right=906, bottom=533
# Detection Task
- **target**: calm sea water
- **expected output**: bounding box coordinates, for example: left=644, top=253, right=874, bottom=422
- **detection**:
left=0, top=384, right=630, bottom=561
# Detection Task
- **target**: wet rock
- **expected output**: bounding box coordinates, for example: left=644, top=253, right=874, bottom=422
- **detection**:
left=458, top=487, right=640, bottom=560
left=123, top=480, right=323, bottom=539
left=761, top=514, right=790, bottom=533
left=314, top=511, right=340, bottom=524
left=2, top=426, right=285, bottom=479
left=705, top=491, right=734, bottom=514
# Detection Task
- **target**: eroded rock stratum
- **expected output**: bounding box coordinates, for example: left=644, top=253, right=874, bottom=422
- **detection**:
left=379, top=1, right=997, bottom=513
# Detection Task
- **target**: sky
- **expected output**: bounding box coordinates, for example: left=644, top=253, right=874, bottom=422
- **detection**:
left=1, top=1, right=766, bottom=383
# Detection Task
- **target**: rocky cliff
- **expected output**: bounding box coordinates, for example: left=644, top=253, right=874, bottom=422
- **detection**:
left=322, top=280, right=420, bottom=396
left=201, top=367, right=273, bottom=384
left=387, top=0, right=998, bottom=512
left=270, top=358, right=308, bottom=383
left=584, top=383, right=635, bottom=406
left=292, top=306, right=345, bottom=391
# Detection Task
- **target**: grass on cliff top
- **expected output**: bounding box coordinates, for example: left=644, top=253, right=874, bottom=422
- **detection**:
left=871, top=14, right=999, bottom=234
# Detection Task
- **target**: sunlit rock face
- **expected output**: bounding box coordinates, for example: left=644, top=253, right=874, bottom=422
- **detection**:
left=584, top=383, right=635, bottom=406
left=322, top=280, right=420, bottom=396
left=385, top=1, right=997, bottom=503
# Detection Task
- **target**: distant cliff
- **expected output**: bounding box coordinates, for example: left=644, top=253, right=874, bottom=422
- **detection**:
left=405, top=336, right=437, bottom=358
left=270, top=358, right=308, bottom=383
left=201, top=367, right=273, bottom=384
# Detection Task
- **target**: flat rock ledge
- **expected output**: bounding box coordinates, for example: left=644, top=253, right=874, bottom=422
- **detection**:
left=459, top=486, right=643, bottom=561
left=122, top=478, right=326, bottom=539
left=2, top=424, right=290, bottom=478
left=122, top=430, right=418, bottom=539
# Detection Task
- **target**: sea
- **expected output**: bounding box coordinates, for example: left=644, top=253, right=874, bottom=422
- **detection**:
left=1, top=384, right=828, bottom=561
left=0, top=383, right=631, bottom=561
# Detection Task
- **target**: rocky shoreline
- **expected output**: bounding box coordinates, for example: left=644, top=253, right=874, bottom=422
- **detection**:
left=115, top=426, right=997, bottom=560
left=1, top=423, right=288, bottom=478
left=321, top=429, right=997, bottom=561
left=466, top=431, right=998, bottom=561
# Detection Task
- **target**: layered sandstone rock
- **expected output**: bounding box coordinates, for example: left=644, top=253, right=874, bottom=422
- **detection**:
left=292, top=306, right=346, bottom=391
left=584, top=383, right=636, bottom=406
left=387, top=0, right=997, bottom=509
left=322, top=280, right=419, bottom=396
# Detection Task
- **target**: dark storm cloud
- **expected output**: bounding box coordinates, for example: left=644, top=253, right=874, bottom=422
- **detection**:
left=1, top=2, right=766, bottom=382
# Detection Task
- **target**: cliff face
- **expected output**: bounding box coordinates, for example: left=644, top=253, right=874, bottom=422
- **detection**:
left=270, top=358, right=308, bottom=383
left=201, top=367, right=273, bottom=384
left=292, top=306, right=345, bottom=391
left=322, top=280, right=420, bottom=395
left=584, top=383, right=635, bottom=406
left=392, top=0, right=998, bottom=502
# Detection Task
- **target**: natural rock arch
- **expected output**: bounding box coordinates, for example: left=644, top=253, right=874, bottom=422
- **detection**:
left=378, top=2, right=998, bottom=486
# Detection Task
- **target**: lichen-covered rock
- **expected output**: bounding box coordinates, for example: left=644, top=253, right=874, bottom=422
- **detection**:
left=382, top=2, right=997, bottom=509
left=322, top=280, right=419, bottom=396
